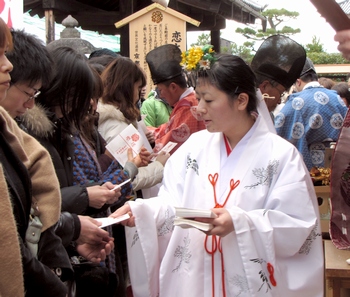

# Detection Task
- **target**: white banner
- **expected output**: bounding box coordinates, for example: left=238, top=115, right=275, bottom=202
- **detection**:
left=0, top=0, right=23, bottom=29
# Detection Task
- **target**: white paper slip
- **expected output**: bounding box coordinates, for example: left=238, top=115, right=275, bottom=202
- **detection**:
left=173, top=218, right=214, bottom=232
left=138, top=115, right=149, bottom=134
left=151, top=141, right=177, bottom=161
left=95, top=214, right=130, bottom=228
left=109, top=178, right=131, bottom=191
left=160, top=141, right=177, bottom=154
left=137, top=120, right=153, bottom=153
left=106, top=124, right=144, bottom=167
left=174, top=207, right=217, bottom=218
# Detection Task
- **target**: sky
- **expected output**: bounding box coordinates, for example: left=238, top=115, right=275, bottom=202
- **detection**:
left=187, top=0, right=339, bottom=53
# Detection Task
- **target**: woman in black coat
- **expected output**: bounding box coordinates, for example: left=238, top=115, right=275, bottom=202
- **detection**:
left=34, top=46, right=140, bottom=297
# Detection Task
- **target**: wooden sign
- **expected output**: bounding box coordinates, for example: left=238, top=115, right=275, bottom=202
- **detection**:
left=116, top=3, right=200, bottom=93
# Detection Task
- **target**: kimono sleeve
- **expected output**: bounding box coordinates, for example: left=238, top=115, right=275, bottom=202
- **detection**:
left=154, top=104, right=203, bottom=153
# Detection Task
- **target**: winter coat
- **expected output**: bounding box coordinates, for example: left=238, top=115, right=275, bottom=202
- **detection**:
left=21, top=105, right=98, bottom=215
left=17, top=105, right=80, bottom=246
left=97, top=102, right=164, bottom=192
left=22, top=104, right=135, bottom=209
left=140, top=93, right=172, bottom=127
left=0, top=107, right=71, bottom=297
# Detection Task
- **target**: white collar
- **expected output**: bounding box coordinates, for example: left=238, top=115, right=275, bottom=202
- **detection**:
left=179, top=87, right=194, bottom=101
left=303, top=81, right=321, bottom=90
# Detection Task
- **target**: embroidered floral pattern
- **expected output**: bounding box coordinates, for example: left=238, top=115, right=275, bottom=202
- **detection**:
left=250, top=258, right=276, bottom=293
left=245, top=160, right=279, bottom=189
left=186, top=154, right=199, bottom=175
left=228, top=274, right=249, bottom=297
left=131, top=230, right=139, bottom=248
left=172, top=234, right=191, bottom=272
left=298, top=223, right=321, bottom=255
left=158, top=209, right=175, bottom=236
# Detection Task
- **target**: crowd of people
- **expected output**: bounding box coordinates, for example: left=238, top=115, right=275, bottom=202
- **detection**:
left=2, top=13, right=350, bottom=297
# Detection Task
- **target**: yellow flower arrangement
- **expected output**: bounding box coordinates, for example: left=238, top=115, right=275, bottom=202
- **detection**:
left=180, top=45, right=216, bottom=71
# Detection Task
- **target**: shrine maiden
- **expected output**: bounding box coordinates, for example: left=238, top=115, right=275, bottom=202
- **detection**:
left=111, top=52, right=324, bottom=297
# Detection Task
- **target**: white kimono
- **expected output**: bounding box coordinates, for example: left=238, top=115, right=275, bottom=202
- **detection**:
left=125, top=114, right=324, bottom=297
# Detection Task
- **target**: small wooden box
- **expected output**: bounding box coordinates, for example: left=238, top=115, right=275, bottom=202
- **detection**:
left=324, top=240, right=350, bottom=297
left=315, top=185, right=331, bottom=234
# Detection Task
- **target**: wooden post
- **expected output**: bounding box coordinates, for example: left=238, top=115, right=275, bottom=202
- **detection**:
left=119, top=0, right=133, bottom=57
left=210, top=30, right=221, bottom=53
left=45, top=9, right=55, bottom=45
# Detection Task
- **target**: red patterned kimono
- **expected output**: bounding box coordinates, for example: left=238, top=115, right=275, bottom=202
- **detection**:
left=330, top=109, right=350, bottom=248
left=152, top=91, right=205, bottom=154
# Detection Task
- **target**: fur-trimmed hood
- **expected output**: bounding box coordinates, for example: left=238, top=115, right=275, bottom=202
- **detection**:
left=97, top=102, right=128, bottom=126
left=20, top=104, right=55, bottom=139
left=97, top=102, right=139, bottom=144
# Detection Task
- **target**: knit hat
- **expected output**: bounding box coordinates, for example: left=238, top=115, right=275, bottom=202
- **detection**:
left=146, top=44, right=183, bottom=84
left=251, top=35, right=306, bottom=89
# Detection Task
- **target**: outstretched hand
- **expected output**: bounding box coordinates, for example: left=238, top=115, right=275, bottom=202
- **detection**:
left=145, top=129, right=155, bottom=145
left=76, top=215, right=111, bottom=245
left=109, top=203, right=135, bottom=227
left=127, top=147, right=150, bottom=167
left=76, top=238, right=114, bottom=263
left=154, top=151, right=170, bottom=166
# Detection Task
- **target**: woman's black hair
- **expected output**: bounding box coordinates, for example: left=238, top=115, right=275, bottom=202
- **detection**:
left=37, top=46, right=94, bottom=130
left=198, top=54, right=257, bottom=113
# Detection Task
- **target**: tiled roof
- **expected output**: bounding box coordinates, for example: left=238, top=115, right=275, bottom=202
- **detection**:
left=241, top=0, right=264, bottom=11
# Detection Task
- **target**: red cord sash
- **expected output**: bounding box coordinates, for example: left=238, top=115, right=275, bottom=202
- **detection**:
left=205, top=173, right=240, bottom=297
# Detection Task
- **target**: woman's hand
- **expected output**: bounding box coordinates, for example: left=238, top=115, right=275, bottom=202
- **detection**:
left=145, top=129, right=155, bottom=145
left=196, top=208, right=234, bottom=237
left=76, top=238, right=114, bottom=263
left=127, top=147, right=150, bottom=167
left=86, top=182, right=121, bottom=209
left=138, top=147, right=151, bottom=166
left=109, top=203, right=135, bottom=227
left=76, top=215, right=112, bottom=245
left=154, top=151, right=170, bottom=166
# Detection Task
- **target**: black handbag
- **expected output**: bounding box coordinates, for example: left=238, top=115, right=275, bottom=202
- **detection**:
left=70, top=256, right=111, bottom=297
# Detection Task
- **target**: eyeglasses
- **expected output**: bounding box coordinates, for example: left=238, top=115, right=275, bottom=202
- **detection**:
left=272, top=85, right=286, bottom=98
left=12, top=84, right=41, bottom=102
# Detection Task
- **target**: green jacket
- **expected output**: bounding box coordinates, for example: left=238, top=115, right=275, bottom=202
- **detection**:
left=141, top=92, right=172, bottom=127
